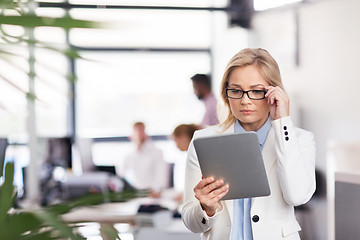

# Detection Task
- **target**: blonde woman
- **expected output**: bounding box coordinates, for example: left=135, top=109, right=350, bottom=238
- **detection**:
left=182, top=48, right=316, bottom=240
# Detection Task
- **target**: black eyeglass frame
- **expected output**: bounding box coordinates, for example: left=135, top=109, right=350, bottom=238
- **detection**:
left=225, top=88, right=268, bottom=100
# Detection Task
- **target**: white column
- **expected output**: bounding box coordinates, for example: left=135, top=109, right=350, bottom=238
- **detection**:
left=25, top=25, right=40, bottom=205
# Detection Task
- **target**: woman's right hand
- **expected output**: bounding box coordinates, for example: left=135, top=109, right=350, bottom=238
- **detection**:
left=193, top=177, right=229, bottom=217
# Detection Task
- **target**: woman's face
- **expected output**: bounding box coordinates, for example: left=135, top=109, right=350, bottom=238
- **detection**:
left=227, top=65, right=271, bottom=131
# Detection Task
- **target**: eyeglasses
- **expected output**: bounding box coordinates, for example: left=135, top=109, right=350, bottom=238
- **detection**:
left=225, top=88, right=267, bottom=100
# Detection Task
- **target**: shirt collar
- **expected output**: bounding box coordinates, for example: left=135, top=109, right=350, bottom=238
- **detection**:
left=234, top=115, right=272, bottom=148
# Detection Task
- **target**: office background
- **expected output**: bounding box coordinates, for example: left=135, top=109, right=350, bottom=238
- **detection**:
left=1, top=0, right=360, bottom=239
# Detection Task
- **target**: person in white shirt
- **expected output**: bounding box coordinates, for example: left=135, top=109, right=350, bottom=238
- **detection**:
left=120, top=122, right=168, bottom=197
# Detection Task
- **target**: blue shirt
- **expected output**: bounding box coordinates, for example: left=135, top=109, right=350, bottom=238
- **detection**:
left=230, top=116, right=272, bottom=240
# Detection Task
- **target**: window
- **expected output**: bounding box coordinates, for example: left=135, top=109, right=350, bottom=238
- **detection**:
left=254, top=0, right=302, bottom=11
left=0, top=7, right=70, bottom=137
left=71, top=5, right=214, bottom=137
left=34, top=47, right=70, bottom=136
left=68, top=0, right=228, bottom=8
left=76, top=51, right=209, bottom=136
left=69, top=9, right=212, bottom=48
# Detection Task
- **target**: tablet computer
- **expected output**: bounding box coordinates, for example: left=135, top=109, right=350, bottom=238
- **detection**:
left=193, top=132, right=270, bottom=200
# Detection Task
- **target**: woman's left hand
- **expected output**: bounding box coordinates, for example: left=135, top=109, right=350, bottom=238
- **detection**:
left=265, top=86, right=290, bottom=120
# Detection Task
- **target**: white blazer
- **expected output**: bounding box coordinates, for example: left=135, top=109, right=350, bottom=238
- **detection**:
left=182, top=116, right=316, bottom=240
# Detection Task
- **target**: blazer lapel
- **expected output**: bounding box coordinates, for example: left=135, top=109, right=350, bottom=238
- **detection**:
left=220, top=123, right=235, bottom=135
left=262, top=127, right=277, bottom=173
left=252, top=127, right=277, bottom=207
left=224, top=199, right=233, bottom=223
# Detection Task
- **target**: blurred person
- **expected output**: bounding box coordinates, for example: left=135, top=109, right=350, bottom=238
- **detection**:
left=191, top=74, right=219, bottom=127
left=168, top=123, right=201, bottom=218
left=182, top=48, right=316, bottom=239
left=173, top=124, right=202, bottom=152
left=171, top=124, right=201, bottom=200
left=119, top=122, right=168, bottom=197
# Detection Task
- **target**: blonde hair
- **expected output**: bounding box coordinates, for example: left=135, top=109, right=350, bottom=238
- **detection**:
left=219, top=48, right=284, bottom=131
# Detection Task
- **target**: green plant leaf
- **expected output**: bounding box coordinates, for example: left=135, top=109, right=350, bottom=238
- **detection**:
left=0, top=140, right=6, bottom=178
left=0, top=15, right=102, bottom=29
left=47, top=190, right=141, bottom=216
left=100, top=224, right=121, bottom=240
left=33, top=210, right=85, bottom=240
left=20, top=231, right=56, bottom=240
left=48, top=192, right=107, bottom=215
left=4, top=211, right=42, bottom=239
left=0, top=0, right=17, bottom=10
left=0, top=162, right=16, bottom=223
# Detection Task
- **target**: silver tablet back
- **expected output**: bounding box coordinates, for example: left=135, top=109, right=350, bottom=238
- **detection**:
left=193, top=132, right=270, bottom=200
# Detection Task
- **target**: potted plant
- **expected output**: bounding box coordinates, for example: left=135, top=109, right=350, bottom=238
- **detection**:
left=0, top=0, right=102, bottom=204
left=0, top=1, right=140, bottom=239
left=0, top=160, right=141, bottom=239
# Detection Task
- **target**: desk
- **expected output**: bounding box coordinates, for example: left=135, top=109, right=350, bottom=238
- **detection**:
left=62, top=195, right=200, bottom=240
left=135, top=221, right=200, bottom=240
left=62, top=194, right=179, bottom=222
left=62, top=200, right=140, bottom=224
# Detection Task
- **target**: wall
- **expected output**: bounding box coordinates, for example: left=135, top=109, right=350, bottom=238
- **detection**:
left=251, top=0, right=360, bottom=239
left=252, top=0, right=360, bottom=169
left=212, top=12, right=249, bottom=97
